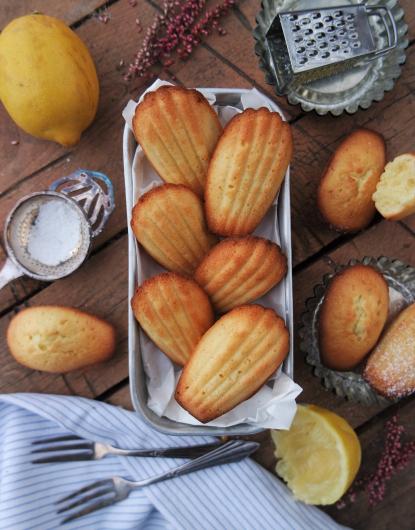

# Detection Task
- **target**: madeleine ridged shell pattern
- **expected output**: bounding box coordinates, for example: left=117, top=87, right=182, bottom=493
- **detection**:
left=205, top=108, right=292, bottom=236
left=175, top=304, right=289, bottom=422
left=131, top=184, right=217, bottom=276
left=131, top=272, right=214, bottom=366
left=132, top=86, right=222, bottom=197
left=194, top=236, right=287, bottom=312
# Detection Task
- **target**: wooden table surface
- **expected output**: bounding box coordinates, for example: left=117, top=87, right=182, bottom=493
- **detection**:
left=1, top=1, right=414, bottom=528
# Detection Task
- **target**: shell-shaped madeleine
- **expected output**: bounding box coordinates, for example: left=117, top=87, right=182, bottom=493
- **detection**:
left=364, top=303, right=415, bottom=399
left=131, top=272, right=214, bottom=366
left=132, top=86, right=222, bottom=197
left=205, top=108, right=293, bottom=236
left=131, top=184, right=217, bottom=276
left=175, top=304, right=289, bottom=422
left=194, top=236, right=287, bottom=312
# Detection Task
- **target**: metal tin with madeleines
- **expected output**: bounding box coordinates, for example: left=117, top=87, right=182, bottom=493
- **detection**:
left=300, top=256, right=415, bottom=406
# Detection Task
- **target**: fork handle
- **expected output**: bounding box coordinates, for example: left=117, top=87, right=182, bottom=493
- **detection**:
left=132, top=440, right=259, bottom=488
left=108, top=442, right=223, bottom=459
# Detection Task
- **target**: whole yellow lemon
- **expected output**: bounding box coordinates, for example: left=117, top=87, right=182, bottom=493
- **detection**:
left=0, top=14, right=99, bottom=146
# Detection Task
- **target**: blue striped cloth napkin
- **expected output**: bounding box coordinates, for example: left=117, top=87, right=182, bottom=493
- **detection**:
left=0, top=393, right=348, bottom=530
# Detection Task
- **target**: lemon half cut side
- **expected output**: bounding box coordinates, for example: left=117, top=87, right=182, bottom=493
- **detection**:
left=271, top=404, right=361, bottom=505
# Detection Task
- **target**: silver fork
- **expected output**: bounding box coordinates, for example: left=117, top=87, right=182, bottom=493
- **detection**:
left=56, top=439, right=259, bottom=524
left=31, top=434, right=224, bottom=463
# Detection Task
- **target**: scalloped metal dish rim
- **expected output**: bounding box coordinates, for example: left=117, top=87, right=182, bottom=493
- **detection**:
left=299, top=256, right=415, bottom=405
left=253, top=0, right=409, bottom=115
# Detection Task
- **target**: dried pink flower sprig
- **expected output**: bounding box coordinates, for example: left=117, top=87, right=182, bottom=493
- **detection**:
left=337, top=415, right=415, bottom=509
left=124, top=0, right=235, bottom=81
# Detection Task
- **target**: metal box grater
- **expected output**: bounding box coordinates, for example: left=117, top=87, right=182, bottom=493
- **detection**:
left=266, top=3, right=398, bottom=95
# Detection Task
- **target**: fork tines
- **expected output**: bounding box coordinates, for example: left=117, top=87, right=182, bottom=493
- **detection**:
left=57, top=479, right=116, bottom=524
left=31, top=435, right=94, bottom=463
left=32, top=434, right=84, bottom=445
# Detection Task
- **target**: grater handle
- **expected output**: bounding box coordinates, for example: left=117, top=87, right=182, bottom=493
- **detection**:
left=49, top=170, right=115, bottom=239
left=365, top=6, right=398, bottom=60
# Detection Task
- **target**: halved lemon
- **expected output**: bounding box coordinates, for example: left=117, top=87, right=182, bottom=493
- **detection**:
left=271, top=404, right=361, bottom=505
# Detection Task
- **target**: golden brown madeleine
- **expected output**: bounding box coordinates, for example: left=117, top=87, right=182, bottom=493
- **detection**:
left=7, top=306, right=116, bottom=373
left=132, top=86, right=222, bottom=196
left=205, top=108, right=293, bottom=236
left=131, top=272, right=214, bottom=366
left=317, top=129, right=386, bottom=232
left=319, top=264, right=389, bottom=371
left=364, top=303, right=415, bottom=399
left=175, top=304, right=289, bottom=422
left=131, top=184, right=217, bottom=276
left=194, top=236, right=287, bottom=312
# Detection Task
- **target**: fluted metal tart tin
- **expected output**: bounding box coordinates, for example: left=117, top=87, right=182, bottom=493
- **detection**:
left=254, top=0, right=409, bottom=115
left=300, top=256, right=415, bottom=406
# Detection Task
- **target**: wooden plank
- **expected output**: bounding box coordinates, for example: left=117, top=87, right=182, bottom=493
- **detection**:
left=0, top=2, right=334, bottom=314
left=0, top=234, right=128, bottom=397
left=0, top=118, right=334, bottom=315
left=289, top=126, right=335, bottom=264
left=0, top=0, right=107, bottom=29
left=2, top=217, right=412, bottom=410
left=0, top=0, right=295, bottom=196
left=19, top=213, right=415, bottom=412
left=0, top=0, right=166, bottom=313
left=198, top=8, right=301, bottom=118
left=0, top=1, right=113, bottom=190
left=105, top=381, right=133, bottom=409
left=293, top=45, right=415, bottom=150
left=0, top=0, right=158, bottom=199
left=401, top=0, right=415, bottom=41
left=322, top=398, right=415, bottom=530
left=149, top=0, right=301, bottom=118
left=401, top=217, right=415, bottom=235
left=147, top=0, right=300, bottom=118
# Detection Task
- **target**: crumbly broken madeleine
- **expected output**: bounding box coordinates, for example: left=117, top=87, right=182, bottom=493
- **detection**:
left=373, top=153, right=415, bottom=221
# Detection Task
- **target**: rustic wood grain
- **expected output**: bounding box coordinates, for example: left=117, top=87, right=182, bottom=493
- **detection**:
left=1, top=217, right=412, bottom=415
left=175, top=5, right=301, bottom=118
left=0, top=0, right=108, bottom=29
left=323, top=398, right=415, bottom=530
left=147, top=0, right=300, bottom=118
left=0, top=117, right=335, bottom=315
left=0, top=2, right=414, bottom=529
left=0, top=0, right=158, bottom=197
left=0, top=0, right=338, bottom=314
left=0, top=235, right=129, bottom=397
left=105, top=381, right=132, bottom=408
left=0, top=0, right=114, bottom=190
left=292, top=44, right=415, bottom=151
left=0, top=0, right=299, bottom=194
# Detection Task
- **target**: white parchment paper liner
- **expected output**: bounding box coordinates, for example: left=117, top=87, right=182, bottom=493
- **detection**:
left=123, top=79, right=302, bottom=429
